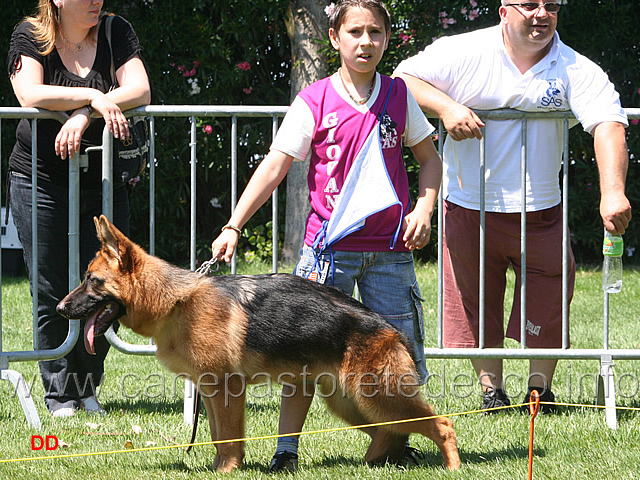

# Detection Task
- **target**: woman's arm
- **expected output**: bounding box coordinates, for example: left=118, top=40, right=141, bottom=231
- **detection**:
left=11, top=53, right=150, bottom=159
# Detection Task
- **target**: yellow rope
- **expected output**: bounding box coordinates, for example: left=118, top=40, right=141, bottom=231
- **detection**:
left=1, top=401, right=639, bottom=464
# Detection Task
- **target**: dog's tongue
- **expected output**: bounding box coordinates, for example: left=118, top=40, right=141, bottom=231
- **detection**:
left=84, top=312, right=98, bottom=355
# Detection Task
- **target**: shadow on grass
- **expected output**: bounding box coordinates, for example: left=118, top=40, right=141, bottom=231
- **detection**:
left=460, top=445, right=546, bottom=465
left=158, top=458, right=269, bottom=474
left=101, top=396, right=281, bottom=416
left=155, top=445, right=546, bottom=474
left=611, top=400, right=640, bottom=421
left=103, top=397, right=185, bottom=415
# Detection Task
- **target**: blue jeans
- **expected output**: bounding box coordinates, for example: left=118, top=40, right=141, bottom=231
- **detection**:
left=294, top=245, right=428, bottom=383
left=9, top=172, right=130, bottom=412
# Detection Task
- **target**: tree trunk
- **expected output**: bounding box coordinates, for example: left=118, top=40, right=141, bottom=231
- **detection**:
left=282, top=0, right=329, bottom=264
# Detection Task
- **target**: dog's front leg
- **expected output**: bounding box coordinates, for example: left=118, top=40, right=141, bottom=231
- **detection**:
left=200, top=374, right=247, bottom=473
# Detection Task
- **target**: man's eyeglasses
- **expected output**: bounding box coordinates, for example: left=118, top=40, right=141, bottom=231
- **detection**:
left=505, top=2, right=562, bottom=13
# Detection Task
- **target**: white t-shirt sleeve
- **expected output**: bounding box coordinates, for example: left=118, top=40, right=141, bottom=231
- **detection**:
left=403, top=88, right=435, bottom=147
left=270, top=96, right=315, bottom=161
left=395, top=36, right=461, bottom=94
left=566, top=53, right=628, bottom=134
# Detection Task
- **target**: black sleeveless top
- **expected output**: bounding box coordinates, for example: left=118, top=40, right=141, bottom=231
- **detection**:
left=7, top=14, right=144, bottom=187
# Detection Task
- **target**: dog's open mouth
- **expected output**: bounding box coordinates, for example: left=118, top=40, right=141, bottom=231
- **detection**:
left=84, top=301, right=123, bottom=355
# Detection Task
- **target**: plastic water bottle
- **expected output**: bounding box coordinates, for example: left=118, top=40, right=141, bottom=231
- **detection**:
left=602, top=230, right=623, bottom=294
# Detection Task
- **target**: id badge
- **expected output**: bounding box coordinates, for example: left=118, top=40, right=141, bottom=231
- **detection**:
left=307, top=260, right=330, bottom=285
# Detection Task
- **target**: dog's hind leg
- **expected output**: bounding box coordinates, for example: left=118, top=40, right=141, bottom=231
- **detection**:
left=342, top=333, right=461, bottom=470
left=320, top=381, right=406, bottom=465
left=199, top=374, right=247, bottom=473
left=380, top=396, right=460, bottom=470
left=319, top=381, right=377, bottom=440
left=363, top=430, right=407, bottom=465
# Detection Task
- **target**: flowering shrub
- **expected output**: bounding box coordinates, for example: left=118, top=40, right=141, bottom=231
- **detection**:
left=0, top=0, right=637, bottom=264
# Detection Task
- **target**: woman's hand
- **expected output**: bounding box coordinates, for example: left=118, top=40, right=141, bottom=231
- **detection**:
left=54, top=107, right=91, bottom=160
left=89, top=92, right=130, bottom=140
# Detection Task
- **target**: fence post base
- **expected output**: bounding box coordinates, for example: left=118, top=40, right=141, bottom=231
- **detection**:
left=183, top=379, right=196, bottom=425
left=1, top=368, right=42, bottom=429
left=597, top=354, right=617, bottom=430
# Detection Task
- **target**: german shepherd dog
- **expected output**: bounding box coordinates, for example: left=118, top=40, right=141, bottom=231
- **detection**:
left=57, top=216, right=460, bottom=472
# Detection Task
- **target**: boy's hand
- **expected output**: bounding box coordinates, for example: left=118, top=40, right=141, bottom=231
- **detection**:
left=402, top=210, right=432, bottom=251
left=211, top=229, right=240, bottom=263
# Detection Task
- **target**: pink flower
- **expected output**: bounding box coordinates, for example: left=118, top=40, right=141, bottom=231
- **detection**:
left=468, top=8, right=480, bottom=20
left=470, top=0, right=477, bottom=7
left=243, top=87, right=252, bottom=95
left=439, top=11, right=456, bottom=29
left=177, top=65, right=186, bottom=73
left=325, top=3, right=335, bottom=17
left=204, top=125, right=213, bottom=135
left=237, top=61, right=251, bottom=71
left=398, top=32, right=413, bottom=46
left=637, top=87, right=640, bottom=95
left=193, top=60, right=200, bottom=68
left=632, top=119, right=639, bottom=126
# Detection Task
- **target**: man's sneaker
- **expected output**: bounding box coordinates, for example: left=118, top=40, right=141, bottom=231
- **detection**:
left=521, top=387, right=556, bottom=414
left=268, top=451, right=298, bottom=474
left=481, top=388, right=511, bottom=414
left=80, top=396, right=106, bottom=415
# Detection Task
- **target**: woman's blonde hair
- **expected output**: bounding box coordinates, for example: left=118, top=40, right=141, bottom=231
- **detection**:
left=24, top=0, right=98, bottom=55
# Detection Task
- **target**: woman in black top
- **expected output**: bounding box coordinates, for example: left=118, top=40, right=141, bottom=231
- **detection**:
left=7, top=0, right=150, bottom=417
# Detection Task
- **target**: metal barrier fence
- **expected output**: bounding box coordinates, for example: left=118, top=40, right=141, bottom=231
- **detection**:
left=0, top=108, right=83, bottom=428
left=0, top=106, right=638, bottom=430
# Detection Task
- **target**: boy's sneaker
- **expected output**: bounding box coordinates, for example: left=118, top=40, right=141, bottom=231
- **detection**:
left=521, top=387, right=556, bottom=414
left=481, top=388, right=511, bottom=414
left=268, top=451, right=298, bottom=473
left=397, top=445, right=424, bottom=467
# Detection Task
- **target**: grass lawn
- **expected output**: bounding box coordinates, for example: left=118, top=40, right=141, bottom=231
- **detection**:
left=0, top=262, right=639, bottom=479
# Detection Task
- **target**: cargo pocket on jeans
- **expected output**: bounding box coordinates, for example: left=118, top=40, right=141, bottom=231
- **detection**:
left=411, top=280, right=425, bottom=343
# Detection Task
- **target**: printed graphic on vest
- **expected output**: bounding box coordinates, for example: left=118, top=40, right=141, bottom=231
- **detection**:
left=378, top=112, right=398, bottom=149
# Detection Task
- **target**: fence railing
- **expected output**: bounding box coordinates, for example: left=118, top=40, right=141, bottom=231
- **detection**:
left=0, top=106, right=638, bottom=430
left=0, top=108, right=84, bottom=428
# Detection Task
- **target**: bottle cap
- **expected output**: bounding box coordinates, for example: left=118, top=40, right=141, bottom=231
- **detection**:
left=603, top=235, right=623, bottom=257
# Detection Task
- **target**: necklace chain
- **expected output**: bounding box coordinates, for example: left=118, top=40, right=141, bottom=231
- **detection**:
left=64, top=38, right=83, bottom=51
left=339, top=70, right=375, bottom=105
left=60, top=31, right=85, bottom=52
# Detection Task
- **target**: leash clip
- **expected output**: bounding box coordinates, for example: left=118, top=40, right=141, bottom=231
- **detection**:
left=195, top=258, right=219, bottom=276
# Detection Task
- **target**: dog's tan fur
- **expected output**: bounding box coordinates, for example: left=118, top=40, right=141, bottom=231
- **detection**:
left=57, top=216, right=460, bottom=472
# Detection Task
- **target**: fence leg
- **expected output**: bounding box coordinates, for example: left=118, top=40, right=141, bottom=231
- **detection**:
left=183, top=379, right=196, bottom=424
left=0, top=367, right=42, bottom=429
left=597, top=354, right=617, bottom=430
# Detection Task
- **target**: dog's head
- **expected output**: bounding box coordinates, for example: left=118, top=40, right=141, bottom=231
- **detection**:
left=57, top=215, right=136, bottom=355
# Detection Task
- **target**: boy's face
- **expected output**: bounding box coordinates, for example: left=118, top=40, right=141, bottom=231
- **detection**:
left=329, top=7, right=390, bottom=76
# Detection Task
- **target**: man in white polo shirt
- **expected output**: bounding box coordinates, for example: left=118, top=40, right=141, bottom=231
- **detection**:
left=395, top=1, right=631, bottom=413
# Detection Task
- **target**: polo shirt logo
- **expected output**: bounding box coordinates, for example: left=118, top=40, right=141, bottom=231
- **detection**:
left=540, top=79, right=563, bottom=108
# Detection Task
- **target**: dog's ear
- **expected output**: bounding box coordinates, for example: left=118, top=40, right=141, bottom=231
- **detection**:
left=95, top=215, right=127, bottom=262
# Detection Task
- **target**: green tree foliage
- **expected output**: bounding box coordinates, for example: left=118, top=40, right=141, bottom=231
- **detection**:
left=1, top=0, right=638, bottom=265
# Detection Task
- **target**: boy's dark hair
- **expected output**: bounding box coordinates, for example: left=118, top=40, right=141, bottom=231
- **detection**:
left=328, top=0, right=391, bottom=34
